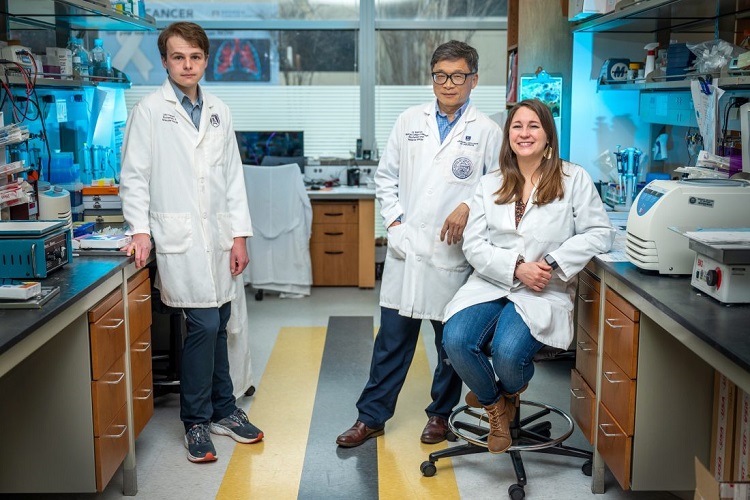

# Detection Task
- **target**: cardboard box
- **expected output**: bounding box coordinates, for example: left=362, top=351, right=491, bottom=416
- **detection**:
left=736, top=389, right=750, bottom=480
left=695, top=457, right=750, bottom=500
left=712, top=372, right=737, bottom=481
left=568, top=0, right=618, bottom=21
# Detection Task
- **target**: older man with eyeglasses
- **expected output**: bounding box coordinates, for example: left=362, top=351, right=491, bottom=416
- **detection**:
left=336, top=40, right=503, bottom=448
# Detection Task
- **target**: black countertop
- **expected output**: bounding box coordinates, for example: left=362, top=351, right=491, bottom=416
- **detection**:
left=0, top=256, right=130, bottom=357
left=595, top=259, right=750, bottom=373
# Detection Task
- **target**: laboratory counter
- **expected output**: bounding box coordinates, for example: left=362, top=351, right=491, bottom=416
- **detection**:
left=594, top=259, right=750, bottom=375
left=306, top=185, right=376, bottom=200
left=0, top=255, right=130, bottom=363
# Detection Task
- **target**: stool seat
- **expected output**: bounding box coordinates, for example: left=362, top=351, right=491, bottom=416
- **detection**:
left=421, top=398, right=592, bottom=499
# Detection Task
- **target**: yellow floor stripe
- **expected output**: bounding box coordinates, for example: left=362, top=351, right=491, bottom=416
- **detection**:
left=217, top=327, right=326, bottom=500
left=377, top=332, right=460, bottom=499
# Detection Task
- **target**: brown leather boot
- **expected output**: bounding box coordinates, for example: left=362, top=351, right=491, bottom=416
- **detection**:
left=483, top=397, right=512, bottom=454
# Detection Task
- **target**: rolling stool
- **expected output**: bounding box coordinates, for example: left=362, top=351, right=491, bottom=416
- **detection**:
left=421, top=398, right=592, bottom=499
left=420, top=345, right=592, bottom=499
left=148, top=267, right=184, bottom=397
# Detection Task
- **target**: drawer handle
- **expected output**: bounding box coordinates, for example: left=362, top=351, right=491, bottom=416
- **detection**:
left=134, top=388, right=153, bottom=400
left=569, top=388, right=587, bottom=399
left=605, top=318, right=623, bottom=329
left=603, top=371, right=626, bottom=384
left=323, top=212, right=344, bottom=217
left=598, top=423, right=623, bottom=438
left=576, top=341, right=593, bottom=352
left=133, top=341, right=151, bottom=353
left=103, top=425, right=127, bottom=439
left=577, top=294, right=595, bottom=303
left=324, top=232, right=344, bottom=236
left=134, top=294, right=151, bottom=303
left=104, top=372, right=125, bottom=385
left=102, top=318, right=125, bottom=330
left=325, top=251, right=344, bottom=255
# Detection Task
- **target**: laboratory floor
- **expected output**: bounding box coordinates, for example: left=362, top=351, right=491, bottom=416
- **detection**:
left=5, top=285, right=686, bottom=500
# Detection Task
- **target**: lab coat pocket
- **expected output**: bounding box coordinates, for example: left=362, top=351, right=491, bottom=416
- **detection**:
left=387, top=224, right=408, bottom=260
left=432, top=240, right=470, bottom=272
left=532, top=201, right=573, bottom=243
left=217, top=212, right=234, bottom=250
left=151, top=212, right=192, bottom=254
left=206, top=131, right=225, bottom=168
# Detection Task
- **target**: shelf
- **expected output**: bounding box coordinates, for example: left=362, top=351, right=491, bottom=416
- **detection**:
left=597, top=75, right=750, bottom=91
left=1, top=0, right=156, bottom=31
left=571, top=0, right=750, bottom=33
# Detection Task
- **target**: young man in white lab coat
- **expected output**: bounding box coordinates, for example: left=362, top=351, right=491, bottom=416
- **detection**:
left=336, top=40, right=502, bottom=448
left=119, top=21, right=263, bottom=463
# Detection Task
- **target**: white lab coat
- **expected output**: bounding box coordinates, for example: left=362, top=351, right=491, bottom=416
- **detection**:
left=241, top=164, right=312, bottom=296
left=227, top=274, right=254, bottom=397
left=376, top=101, right=502, bottom=321
left=120, top=79, right=253, bottom=308
left=443, top=161, right=616, bottom=349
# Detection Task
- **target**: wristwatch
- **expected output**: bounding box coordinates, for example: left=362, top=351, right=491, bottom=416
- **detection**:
left=543, top=254, right=559, bottom=270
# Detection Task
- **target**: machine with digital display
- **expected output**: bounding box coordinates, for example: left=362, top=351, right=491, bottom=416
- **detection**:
left=626, top=178, right=750, bottom=274
left=0, top=220, right=72, bottom=278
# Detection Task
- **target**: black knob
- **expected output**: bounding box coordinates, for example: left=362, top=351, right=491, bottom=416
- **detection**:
left=706, top=269, right=718, bottom=287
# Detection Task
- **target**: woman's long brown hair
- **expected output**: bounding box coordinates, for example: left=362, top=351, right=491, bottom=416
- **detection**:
left=493, top=99, right=565, bottom=207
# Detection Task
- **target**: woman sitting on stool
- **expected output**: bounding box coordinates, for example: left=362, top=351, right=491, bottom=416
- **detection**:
left=442, top=99, right=615, bottom=454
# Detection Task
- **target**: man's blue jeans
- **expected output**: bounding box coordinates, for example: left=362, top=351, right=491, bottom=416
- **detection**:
left=443, top=298, right=544, bottom=406
left=355, top=307, right=463, bottom=428
left=180, top=302, right=236, bottom=431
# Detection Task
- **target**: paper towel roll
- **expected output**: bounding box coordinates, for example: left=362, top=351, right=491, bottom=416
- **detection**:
left=39, top=185, right=73, bottom=230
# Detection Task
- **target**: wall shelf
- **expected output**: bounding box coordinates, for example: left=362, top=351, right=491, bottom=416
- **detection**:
left=0, top=0, right=156, bottom=31
left=571, top=0, right=750, bottom=33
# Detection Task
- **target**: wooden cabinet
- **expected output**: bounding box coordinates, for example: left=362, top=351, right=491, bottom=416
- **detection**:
left=570, top=269, right=600, bottom=445
left=87, top=268, right=153, bottom=492
left=88, top=288, right=129, bottom=492
left=310, top=199, right=375, bottom=287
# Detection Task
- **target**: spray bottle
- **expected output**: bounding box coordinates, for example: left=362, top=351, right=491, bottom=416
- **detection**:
left=644, top=42, right=659, bottom=80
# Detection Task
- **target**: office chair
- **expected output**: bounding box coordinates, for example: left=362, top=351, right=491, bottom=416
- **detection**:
left=421, top=348, right=592, bottom=500
left=242, top=164, right=312, bottom=299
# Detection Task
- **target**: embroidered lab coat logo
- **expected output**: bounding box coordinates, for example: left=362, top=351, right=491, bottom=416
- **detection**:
left=452, top=157, right=473, bottom=179
left=406, top=131, right=428, bottom=142
left=210, top=114, right=220, bottom=127
left=162, top=113, right=178, bottom=124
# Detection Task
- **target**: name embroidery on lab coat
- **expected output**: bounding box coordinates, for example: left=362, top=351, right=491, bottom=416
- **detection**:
left=162, top=113, right=178, bottom=124
left=452, top=157, right=473, bottom=179
left=406, top=131, right=428, bottom=141
left=458, top=136, right=478, bottom=147
left=210, top=114, right=220, bottom=127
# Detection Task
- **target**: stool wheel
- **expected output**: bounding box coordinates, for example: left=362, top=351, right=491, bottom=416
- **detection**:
left=508, top=483, right=525, bottom=500
left=420, top=460, right=437, bottom=477
left=582, top=459, right=593, bottom=476
left=446, top=430, right=458, bottom=442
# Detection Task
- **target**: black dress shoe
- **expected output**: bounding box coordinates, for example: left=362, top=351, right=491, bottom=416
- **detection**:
left=336, top=421, right=384, bottom=448
left=421, top=416, right=449, bottom=444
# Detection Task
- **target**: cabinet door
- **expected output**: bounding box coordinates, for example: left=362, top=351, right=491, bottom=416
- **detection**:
left=570, top=369, right=596, bottom=445
left=89, top=294, right=126, bottom=380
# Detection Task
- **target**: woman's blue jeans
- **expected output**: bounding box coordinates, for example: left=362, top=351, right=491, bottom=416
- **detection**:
left=443, top=298, right=544, bottom=406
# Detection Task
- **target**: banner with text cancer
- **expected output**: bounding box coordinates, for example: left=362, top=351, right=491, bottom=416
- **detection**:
left=102, top=3, right=278, bottom=85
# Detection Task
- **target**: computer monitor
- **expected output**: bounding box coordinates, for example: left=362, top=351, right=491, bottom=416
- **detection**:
left=260, top=155, right=306, bottom=174
left=235, top=131, right=304, bottom=170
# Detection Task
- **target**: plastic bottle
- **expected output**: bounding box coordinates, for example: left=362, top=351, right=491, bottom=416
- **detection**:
left=644, top=42, right=659, bottom=80
left=90, top=38, right=113, bottom=80
left=72, top=38, right=90, bottom=80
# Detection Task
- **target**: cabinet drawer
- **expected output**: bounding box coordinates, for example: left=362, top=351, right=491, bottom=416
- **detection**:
left=311, top=222, right=358, bottom=244
left=605, top=288, right=639, bottom=322
left=128, top=273, right=152, bottom=343
left=133, top=370, right=154, bottom=439
left=570, top=369, right=596, bottom=445
left=94, top=404, right=129, bottom=493
left=600, top=353, right=636, bottom=436
left=130, top=328, right=152, bottom=387
left=577, top=274, right=600, bottom=337
left=91, top=355, right=127, bottom=437
left=90, top=298, right=126, bottom=380
left=597, top=402, right=632, bottom=491
left=603, top=300, right=639, bottom=379
left=312, top=202, right=359, bottom=224
left=575, top=326, right=598, bottom=390
left=311, top=242, right=358, bottom=286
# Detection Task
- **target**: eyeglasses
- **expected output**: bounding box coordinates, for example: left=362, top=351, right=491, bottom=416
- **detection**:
left=431, top=72, right=476, bottom=85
